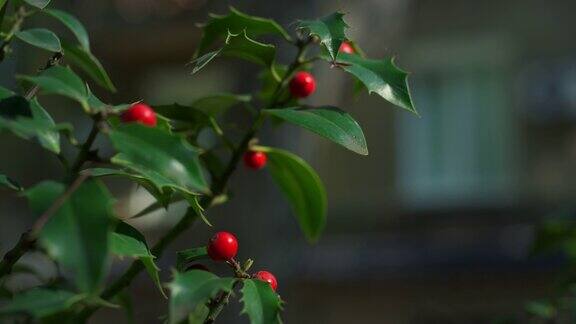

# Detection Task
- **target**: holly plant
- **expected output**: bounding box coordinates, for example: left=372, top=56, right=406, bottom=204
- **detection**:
left=0, top=2, right=416, bottom=323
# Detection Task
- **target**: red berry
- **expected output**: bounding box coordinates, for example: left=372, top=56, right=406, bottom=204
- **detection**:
left=339, top=41, right=355, bottom=54
left=254, top=270, right=278, bottom=291
left=289, top=71, right=316, bottom=98
left=121, top=103, right=157, bottom=127
left=243, top=151, right=267, bottom=170
left=207, top=231, right=238, bottom=261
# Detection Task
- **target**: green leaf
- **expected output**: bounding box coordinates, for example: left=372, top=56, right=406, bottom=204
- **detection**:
left=526, top=301, right=556, bottom=319
left=0, top=174, right=22, bottom=191
left=153, top=103, right=213, bottom=132
left=23, top=0, right=51, bottom=9
left=0, top=288, right=82, bottom=318
left=0, top=1, right=8, bottom=29
left=191, top=30, right=277, bottom=78
left=168, top=270, right=235, bottom=324
left=111, top=222, right=165, bottom=297
left=264, top=106, right=368, bottom=155
left=297, top=12, right=348, bottom=62
left=15, top=28, right=61, bottom=52
left=108, top=124, right=209, bottom=195
left=17, top=66, right=89, bottom=110
left=62, top=41, right=116, bottom=92
left=89, top=167, right=172, bottom=207
left=176, top=247, right=208, bottom=272
left=0, top=96, right=67, bottom=153
left=25, top=180, right=115, bottom=293
left=190, top=93, right=251, bottom=117
left=256, top=146, right=326, bottom=242
left=195, top=7, right=290, bottom=57
left=336, top=53, right=417, bottom=114
left=45, top=9, right=90, bottom=50
left=241, top=279, right=283, bottom=324
left=0, top=85, right=13, bottom=99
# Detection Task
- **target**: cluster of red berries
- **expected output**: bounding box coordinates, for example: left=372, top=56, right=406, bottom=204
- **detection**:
left=207, top=231, right=278, bottom=291
left=243, top=41, right=355, bottom=171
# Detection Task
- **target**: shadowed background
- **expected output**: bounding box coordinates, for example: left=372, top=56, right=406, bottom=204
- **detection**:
left=2, top=0, right=576, bottom=323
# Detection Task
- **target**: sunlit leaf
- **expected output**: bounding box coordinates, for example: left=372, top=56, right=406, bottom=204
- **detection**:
left=335, top=53, right=417, bottom=114
left=264, top=106, right=368, bottom=155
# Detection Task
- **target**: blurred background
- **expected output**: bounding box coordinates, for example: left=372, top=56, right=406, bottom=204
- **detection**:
left=2, top=0, right=576, bottom=323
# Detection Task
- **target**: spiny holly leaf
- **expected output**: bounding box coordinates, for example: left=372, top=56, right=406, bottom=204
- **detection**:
left=264, top=106, right=368, bottom=155
left=0, top=174, right=22, bottom=191
left=15, top=28, right=61, bottom=52
left=108, top=124, right=209, bottom=195
left=191, top=30, right=277, bottom=78
left=111, top=222, right=165, bottom=298
left=0, top=288, right=82, bottom=318
left=23, top=0, right=51, bottom=9
left=45, top=9, right=90, bottom=50
left=336, top=53, right=417, bottom=114
left=0, top=95, right=69, bottom=153
left=241, top=279, right=283, bottom=324
left=25, top=180, right=115, bottom=293
left=18, top=66, right=89, bottom=111
left=255, top=146, right=326, bottom=242
left=297, top=12, right=348, bottom=62
left=190, top=93, right=251, bottom=117
left=175, top=247, right=208, bottom=272
left=168, top=270, right=235, bottom=324
left=195, top=7, right=290, bottom=57
left=62, top=41, right=116, bottom=92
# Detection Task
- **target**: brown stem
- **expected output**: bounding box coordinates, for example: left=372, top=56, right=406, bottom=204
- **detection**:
left=0, top=231, right=34, bottom=278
